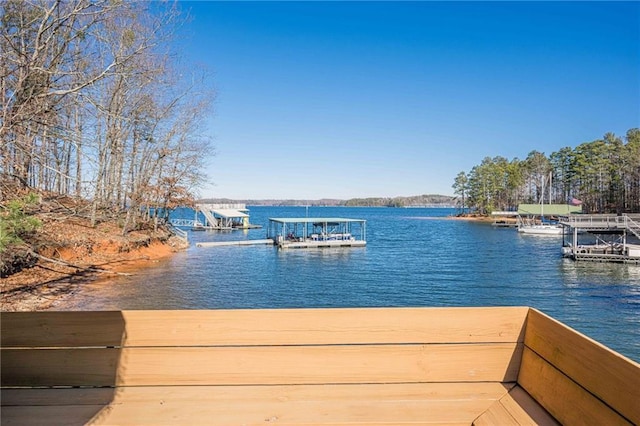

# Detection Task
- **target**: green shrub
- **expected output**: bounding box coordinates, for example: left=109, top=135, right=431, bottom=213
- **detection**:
left=0, top=193, right=42, bottom=253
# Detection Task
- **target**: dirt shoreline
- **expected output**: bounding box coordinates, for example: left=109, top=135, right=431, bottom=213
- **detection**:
left=1, top=238, right=184, bottom=312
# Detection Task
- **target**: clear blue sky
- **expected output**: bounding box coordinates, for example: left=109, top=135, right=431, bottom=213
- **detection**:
left=178, top=1, right=640, bottom=200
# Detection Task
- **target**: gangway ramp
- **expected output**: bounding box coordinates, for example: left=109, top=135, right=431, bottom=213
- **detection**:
left=198, top=207, right=220, bottom=229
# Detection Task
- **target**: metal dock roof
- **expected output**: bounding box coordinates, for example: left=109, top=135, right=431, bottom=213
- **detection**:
left=212, top=209, right=249, bottom=218
left=268, top=217, right=365, bottom=223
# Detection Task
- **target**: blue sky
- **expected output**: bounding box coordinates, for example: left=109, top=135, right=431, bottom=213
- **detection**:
left=178, top=1, right=639, bottom=200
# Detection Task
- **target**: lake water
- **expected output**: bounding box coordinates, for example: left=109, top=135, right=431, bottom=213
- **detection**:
left=62, top=206, right=640, bottom=362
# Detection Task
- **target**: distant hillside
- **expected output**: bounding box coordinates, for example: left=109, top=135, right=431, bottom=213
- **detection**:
left=198, top=198, right=343, bottom=206
left=199, top=194, right=455, bottom=208
left=342, top=194, right=455, bottom=207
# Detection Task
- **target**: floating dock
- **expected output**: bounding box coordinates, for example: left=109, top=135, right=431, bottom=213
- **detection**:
left=559, top=214, right=640, bottom=263
left=196, top=239, right=274, bottom=248
left=267, top=217, right=366, bottom=249
left=490, top=211, right=519, bottom=227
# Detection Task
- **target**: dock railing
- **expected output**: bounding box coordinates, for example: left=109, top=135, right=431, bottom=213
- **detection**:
left=166, top=222, right=189, bottom=244
left=626, top=215, right=640, bottom=239
left=197, top=203, right=247, bottom=210
left=560, top=214, right=640, bottom=237
left=169, top=218, right=196, bottom=227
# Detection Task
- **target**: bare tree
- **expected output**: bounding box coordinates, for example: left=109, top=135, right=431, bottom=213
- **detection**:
left=2, top=0, right=216, bottom=231
left=1, top=0, right=121, bottom=186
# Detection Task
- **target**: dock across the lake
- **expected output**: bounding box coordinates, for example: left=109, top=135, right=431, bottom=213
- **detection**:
left=170, top=203, right=262, bottom=231
left=560, top=214, right=640, bottom=263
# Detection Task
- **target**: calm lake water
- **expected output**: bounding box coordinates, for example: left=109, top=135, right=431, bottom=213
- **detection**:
left=61, top=206, right=640, bottom=362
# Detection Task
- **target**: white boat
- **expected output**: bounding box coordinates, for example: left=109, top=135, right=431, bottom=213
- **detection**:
left=517, top=172, right=563, bottom=235
left=517, top=223, right=563, bottom=235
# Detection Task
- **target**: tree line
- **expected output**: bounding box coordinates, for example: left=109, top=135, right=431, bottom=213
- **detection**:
left=1, top=0, right=214, bottom=233
left=201, top=194, right=456, bottom=207
left=452, top=129, right=640, bottom=215
left=342, top=194, right=454, bottom=207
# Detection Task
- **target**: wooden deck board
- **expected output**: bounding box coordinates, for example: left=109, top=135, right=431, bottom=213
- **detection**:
left=1, top=383, right=515, bottom=406
left=496, top=387, right=558, bottom=426
left=1, top=383, right=512, bottom=425
left=473, top=386, right=558, bottom=426
left=2, top=343, right=522, bottom=387
left=1, top=307, right=529, bottom=348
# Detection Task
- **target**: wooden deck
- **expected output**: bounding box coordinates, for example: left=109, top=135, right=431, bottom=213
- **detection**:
left=2, top=307, right=639, bottom=425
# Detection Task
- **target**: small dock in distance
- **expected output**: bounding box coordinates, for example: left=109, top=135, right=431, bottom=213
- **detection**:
left=490, top=211, right=519, bottom=227
left=170, top=203, right=261, bottom=231
left=196, top=239, right=274, bottom=248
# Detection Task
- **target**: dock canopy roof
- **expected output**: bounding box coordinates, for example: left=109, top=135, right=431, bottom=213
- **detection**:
left=517, top=204, right=582, bottom=216
left=212, top=209, right=249, bottom=218
left=268, top=218, right=365, bottom=224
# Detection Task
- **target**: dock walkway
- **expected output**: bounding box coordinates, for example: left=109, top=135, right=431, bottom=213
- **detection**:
left=196, top=239, right=274, bottom=248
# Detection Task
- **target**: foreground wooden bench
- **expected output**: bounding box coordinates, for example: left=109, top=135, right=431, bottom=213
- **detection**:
left=1, top=307, right=638, bottom=425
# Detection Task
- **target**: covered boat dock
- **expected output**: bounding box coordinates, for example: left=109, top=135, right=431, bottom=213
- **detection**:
left=267, top=217, right=366, bottom=249
left=197, top=203, right=251, bottom=230
left=171, top=204, right=261, bottom=230
left=559, top=214, right=640, bottom=263
left=516, top=203, right=582, bottom=229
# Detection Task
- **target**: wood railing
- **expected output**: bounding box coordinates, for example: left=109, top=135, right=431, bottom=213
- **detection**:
left=2, top=307, right=638, bottom=425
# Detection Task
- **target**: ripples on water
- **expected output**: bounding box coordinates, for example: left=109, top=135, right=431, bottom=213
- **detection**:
left=64, top=206, right=640, bottom=362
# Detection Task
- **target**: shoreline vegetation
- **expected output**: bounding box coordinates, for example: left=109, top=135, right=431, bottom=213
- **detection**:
left=452, top=129, right=640, bottom=216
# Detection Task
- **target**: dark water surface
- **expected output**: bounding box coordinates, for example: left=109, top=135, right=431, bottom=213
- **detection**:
left=62, top=207, right=640, bottom=362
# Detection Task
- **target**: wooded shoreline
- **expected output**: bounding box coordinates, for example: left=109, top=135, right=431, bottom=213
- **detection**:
left=453, top=129, right=640, bottom=216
